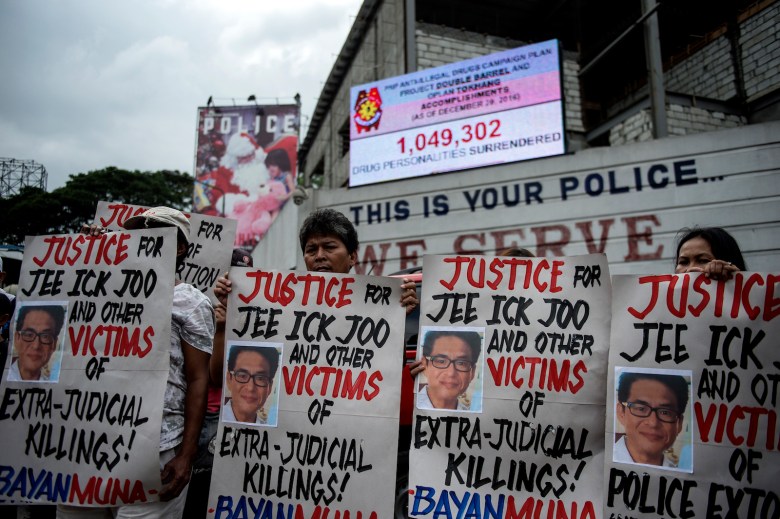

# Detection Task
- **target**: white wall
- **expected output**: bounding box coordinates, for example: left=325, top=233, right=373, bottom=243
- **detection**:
left=305, top=122, right=780, bottom=276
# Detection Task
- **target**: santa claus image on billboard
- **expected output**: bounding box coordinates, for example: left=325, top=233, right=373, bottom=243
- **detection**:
left=194, top=105, right=298, bottom=248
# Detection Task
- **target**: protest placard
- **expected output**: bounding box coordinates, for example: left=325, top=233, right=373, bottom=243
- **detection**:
left=94, top=201, right=236, bottom=302
left=409, top=254, right=611, bottom=519
left=606, top=273, right=780, bottom=518
left=207, top=268, right=406, bottom=518
left=0, top=228, right=176, bottom=506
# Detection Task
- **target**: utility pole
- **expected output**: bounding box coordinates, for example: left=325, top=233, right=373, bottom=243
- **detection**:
left=642, top=0, right=668, bottom=138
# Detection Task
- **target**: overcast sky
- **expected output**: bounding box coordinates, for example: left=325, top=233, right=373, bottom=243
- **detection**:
left=0, top=0, right=363, bottom=190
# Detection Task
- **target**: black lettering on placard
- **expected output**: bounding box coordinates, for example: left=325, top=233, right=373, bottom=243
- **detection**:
left=336, top=315, right=390, bottom=348
left=307, top=399, right=334, bottom=424
left=24, top=423, right=134, bottom=471
left=289, top=343, right=320, bottom=364
left=486, top=295, right=533, bottom=326
left=324, top=345, right=373, bottom=368
left=0, top=387, right=53, bottom=420
left=278, top=432, right=372, bottom=472
left=486, top=328, right=527, bottom=353
left=573, top=265, right=602, bottom=287
left=197, top=220, right=223, bottom=240
left=58, top=390, right=148, bottom=427
left=534, top=331, right=594, bottom=356
left=517, top=391, right=545, bottom=418
left=621, top=323, right=689, bottom=363
left=70, top=300, right=96, bottom=322
left=364, top=284, right=391, bottom=305
left=67, top=269, right=111, bottom=297
left=177, top=262, right=220, bottom=288
left=218, top=426, right=269, bottom=459
left=232, top=306, right=281, bottom=339
left=706, top=482, right=779, bottom=519
left=487, top=420, right=591, bottom=459
left=137, top=236, right=163, bottom=257
left=751, top=372, right=780, bottom=406
left=113, top=269, right=157, bottom=298
left=728, top=448, right=762, bottom=485
left=285, top=311, right=335, bottom=342
left=100, top=301, right=144, bottom=325
left=537, top=298, right=589, bottom=330
left=414, top=415, right=483, bottom=450
left=706, top=326, right=764, bottom=369
left=607, top=468, right=696, bottom=519
left=239, top=462, right=344, bottom=506
left=425, top=293, right=479, bottom=324
left=22, top=269, right=65, bottom=296
left=444, top=455, right=574, bottom=497
left=84, top=357, right=110, bottom=380
left=698, top=368, right=740, bottom=402
left=185, top=243, right=203, bottom=259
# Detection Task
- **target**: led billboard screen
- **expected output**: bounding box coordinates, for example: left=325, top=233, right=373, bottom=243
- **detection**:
left=349, top=39, right=564, bottom=187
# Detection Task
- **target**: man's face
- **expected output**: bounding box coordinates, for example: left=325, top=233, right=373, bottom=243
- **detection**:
left=227, top=351, right=273, bottom=422
left=14, top=310, right=58, bottom=379
left=303, top=234, right=356, bottom=274
left=424, top=335, right=476, bottom=409
left=617, top=379, right=683, bottom=465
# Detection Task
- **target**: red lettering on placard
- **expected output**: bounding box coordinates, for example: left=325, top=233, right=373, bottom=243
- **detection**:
left=486, top=356, right=587, bottom=394
left=33, top=234, right=130, bottom=267
left=282, top=366, right=382, bottom=401
left=629, top=273, right=779, bottom=321
left=439, top=256, right=563, bottom=293
left=239, top=271, right=354, bottom=308
left=695, top=402, right=779, bottom=450
left=68, top=325, right=153, bottom=358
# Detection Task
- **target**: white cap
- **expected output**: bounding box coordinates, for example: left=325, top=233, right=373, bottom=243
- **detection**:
left=123, top=206, right=190, bottom=243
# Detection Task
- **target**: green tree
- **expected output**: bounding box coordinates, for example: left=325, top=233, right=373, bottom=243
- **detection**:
left=0, top=167, right=193, bottom=245
left=0, top=186, right=64, bottom=245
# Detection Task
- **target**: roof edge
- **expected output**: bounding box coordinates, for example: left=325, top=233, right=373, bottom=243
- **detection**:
left=299, top=0, right=383, bottom=166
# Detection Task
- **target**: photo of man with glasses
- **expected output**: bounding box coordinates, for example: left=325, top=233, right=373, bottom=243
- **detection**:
left=416, top=328, right=483, bottom=412
left=614, top=369, right=692, bottom=470
left=8, top=303, right=66, bottom=383
left=223, top=343, right=281, bottom=426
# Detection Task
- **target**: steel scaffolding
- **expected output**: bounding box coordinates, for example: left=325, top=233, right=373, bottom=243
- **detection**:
left=0, top=158, right=47, bottom=197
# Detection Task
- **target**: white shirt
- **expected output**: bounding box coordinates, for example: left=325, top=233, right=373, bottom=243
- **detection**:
left=417, top=385, right=469, bottom=411
left=0, top=288, right=14, bottom=302
left=7, top=360, right=49, bottom=382
left=222, top=398, right=266, bottom=425
left=160, top=283, right=215, bottom=451
left=614, top=435, right=676, bottom=468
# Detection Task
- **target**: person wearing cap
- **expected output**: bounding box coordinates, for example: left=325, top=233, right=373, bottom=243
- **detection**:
left=58, top=207, right=215, bottom=519
left=183, top=247, right=252, bottom=518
